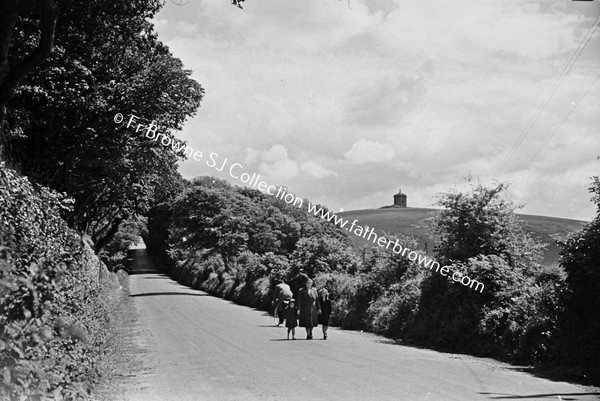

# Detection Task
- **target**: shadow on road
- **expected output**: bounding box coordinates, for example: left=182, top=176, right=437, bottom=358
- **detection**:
left=129, top=292, right=209, bottom=298
left=479, top=392, right=600, bottom=400
left=128, top=270, right=160, bottom=275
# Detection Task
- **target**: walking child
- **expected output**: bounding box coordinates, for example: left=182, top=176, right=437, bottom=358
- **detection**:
left=318, top=288, right=331, bottom=340
left=284, top=299, right=298, bottom=340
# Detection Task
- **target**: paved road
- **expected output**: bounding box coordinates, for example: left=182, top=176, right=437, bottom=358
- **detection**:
left=115, top=248, right=600, bottom=401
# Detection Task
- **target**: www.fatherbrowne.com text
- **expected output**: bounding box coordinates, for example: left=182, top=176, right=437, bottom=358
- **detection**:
left=115, top=112, right=484, bottom=293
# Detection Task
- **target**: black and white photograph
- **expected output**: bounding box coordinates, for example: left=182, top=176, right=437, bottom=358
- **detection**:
left=1, top=0, right=599, bottom=400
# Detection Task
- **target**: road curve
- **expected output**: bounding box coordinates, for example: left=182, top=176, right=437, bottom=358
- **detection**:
left=114, top=248, right=599, bottom=401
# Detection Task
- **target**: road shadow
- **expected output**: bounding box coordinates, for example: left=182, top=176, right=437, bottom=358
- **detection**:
left=373, top=338, right=600, bottom=389
left=128, top=270, right=160, bottom=275
left=503, top=366, right=600, bottom=388
left=129, top=292, right=209, bottom=297
left=479, top=392, right=600, bottom=400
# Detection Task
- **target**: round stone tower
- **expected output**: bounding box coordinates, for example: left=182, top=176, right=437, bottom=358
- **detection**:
left=393, top=188, right=407, bottom=208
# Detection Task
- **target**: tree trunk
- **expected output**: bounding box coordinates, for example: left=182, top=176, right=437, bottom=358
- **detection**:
left=94, top=215, right=127, bottom=253
left=0, top=0, right=58, bottom=161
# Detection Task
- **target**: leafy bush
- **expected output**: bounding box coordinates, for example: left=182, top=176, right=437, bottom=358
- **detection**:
left=263, top=252, right=291, bottom=288
left=290, top=235, right=360, bottom=278
left=237, top=251, right=266, bottom=283
left=319, top=273, right=362, bottom=329
left=367, top=272, right=425, bottom=337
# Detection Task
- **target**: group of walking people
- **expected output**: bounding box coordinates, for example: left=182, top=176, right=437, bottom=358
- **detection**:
left=273, top=278, right=331, bottom=340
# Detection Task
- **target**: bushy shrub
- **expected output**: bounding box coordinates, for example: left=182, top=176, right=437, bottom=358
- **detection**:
left=367, top=272, right=425, bottom=337
left=237, top=251, right=266, bottom=283
left=290, top=235, right=360, bottom=278
left=263, top=253, right=291, bottom=288
left=318, top=273, right=364, bottom=329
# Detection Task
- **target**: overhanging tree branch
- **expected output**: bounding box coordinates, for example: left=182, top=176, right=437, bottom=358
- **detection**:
left=0, top=0, right=58, bottom=161
left=0, top=0, right=58, bottom=107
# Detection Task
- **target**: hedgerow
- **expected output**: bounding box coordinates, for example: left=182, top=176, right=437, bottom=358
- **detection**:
left=0, top=166, right=124, bottom=400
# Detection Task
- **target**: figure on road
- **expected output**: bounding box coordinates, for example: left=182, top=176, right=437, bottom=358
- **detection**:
left=318, top=288, right=331, bottom=340
left=284, top=299, right=298, bottom=340
left=272, top=282, right=293, bottom=326
left=297, top=278, right=319, bottom=339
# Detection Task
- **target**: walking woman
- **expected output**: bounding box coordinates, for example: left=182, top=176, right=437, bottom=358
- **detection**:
left=297, top=278, right=319, bottom=339
left=318, top=288, right=331, bottom=340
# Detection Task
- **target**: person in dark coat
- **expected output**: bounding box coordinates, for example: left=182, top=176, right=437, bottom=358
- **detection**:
left=318, top=288, right=332, bottom=340
left=297, top=278, right=319, bottom=339
left=272, top=282, right=293, bottom=326
left=284, top=299, right=298, bottom=340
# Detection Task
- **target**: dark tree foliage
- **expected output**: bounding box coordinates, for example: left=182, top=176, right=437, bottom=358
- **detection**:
left=149, top=177, right=351, bottom=264
left=145, top=176, right=356, bottom=293
left=0, top=0, right=59, bottom=148
left=4, top=0, right=201, bottom=251
left=290, top=236, right=360, bottom=278
left=556, top=177, right=600, bottom=380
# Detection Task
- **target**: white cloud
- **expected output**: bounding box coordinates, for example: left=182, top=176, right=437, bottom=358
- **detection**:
left=242, top=145, right=338, bottom=181
left=300, top=161, right=338, bottom=179
left=344, top=139, right=396, bottom=164
left=252, top=145, right=299, bottom=180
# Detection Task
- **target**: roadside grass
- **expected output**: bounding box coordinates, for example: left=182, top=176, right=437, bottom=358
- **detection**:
left=92, top=273, right=144, bottom=401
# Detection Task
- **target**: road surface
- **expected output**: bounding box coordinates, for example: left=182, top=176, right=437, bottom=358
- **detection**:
left=113, top=248, right=600, bottom=401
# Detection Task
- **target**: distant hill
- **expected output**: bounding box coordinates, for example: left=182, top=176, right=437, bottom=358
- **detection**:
left=339, top=207, right=587, bottom=265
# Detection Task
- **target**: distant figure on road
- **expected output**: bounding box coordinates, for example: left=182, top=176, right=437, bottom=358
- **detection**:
left=272, top=282, right=293, bottom=326
left=297, top=278, right=319, bottom=339
left=284, top=299, right=298, bottom=340
left=318, top=288, right=332, bottom=340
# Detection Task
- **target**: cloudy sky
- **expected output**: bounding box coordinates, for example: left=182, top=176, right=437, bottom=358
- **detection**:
left=153, top=0, right=600, bottom=221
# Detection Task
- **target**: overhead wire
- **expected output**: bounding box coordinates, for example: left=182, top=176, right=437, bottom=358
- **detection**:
left=523, top=72, right=600, bottom=170
left=495, top=13, right=600, bottom=174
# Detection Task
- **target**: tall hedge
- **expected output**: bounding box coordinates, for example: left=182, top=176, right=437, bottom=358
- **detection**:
left=556, top=177, right=600, bottom=381
left=0, top=166, right=123, bottom=400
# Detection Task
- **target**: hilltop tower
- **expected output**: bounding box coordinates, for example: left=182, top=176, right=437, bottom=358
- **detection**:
left=393, top=188, right=407, bottom=208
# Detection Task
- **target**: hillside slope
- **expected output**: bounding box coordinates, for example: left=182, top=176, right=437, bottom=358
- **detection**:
left=339, top=207, right=587, bottom=265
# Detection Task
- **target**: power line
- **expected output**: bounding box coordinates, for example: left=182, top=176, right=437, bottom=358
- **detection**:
left=496, top=14, right=600, bottom=173
left=523, top=72, right=600, bottom=170
left=495, top=13, right=600, bottom=173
